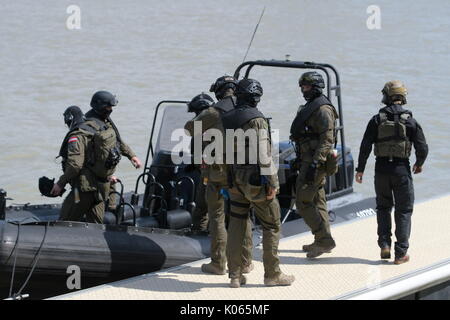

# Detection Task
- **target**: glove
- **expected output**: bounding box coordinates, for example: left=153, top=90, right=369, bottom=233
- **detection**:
left=305, top=162, right=318, bottom=183
left=38, top=176, right=66, bottom=198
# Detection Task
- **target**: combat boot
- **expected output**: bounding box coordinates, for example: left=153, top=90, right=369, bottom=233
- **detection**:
left=242, top=263, right=254, bottom=274
left=201, top=263, right=226, bottom=275
left=306, top=241, right=336, bottom=259
left=302, top=242, right=331, bottom=253
left=264, top=273, right=295, bottom=286
left=380, top=246, right=391, bottom=259
left=394, top=255, right=410, bottom=265
left=230, top=275, right=247, bottom=288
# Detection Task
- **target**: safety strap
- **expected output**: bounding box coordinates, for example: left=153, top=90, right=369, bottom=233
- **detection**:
left=230, top=200, right=250, bottom=209
left=229, top=211, right=249, bottom=219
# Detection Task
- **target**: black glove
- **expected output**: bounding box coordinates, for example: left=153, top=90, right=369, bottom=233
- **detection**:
left=38, top=176, right=66, bottom=198
left=305, top=162, right=318, bottom=183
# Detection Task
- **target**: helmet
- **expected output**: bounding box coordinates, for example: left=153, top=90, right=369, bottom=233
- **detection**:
left=38, top=176, right=66, bottom=198
left=382, top=80, right=407, bottom=104
left=90, top=91, right=118, bottom=118
left=298, top=72, right=325, bottom=89
left=209, top=75, right=238, bottom=100
left=298, top=72, right=325, bottom=101
left=63, top=105, right=84, bottom=129
left=235, top=78, right=263, bottom=106
left=188, top=93, right=214, bottom=115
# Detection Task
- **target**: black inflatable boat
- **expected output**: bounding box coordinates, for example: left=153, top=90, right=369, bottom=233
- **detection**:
left=0, top=60, right=376, bottom=299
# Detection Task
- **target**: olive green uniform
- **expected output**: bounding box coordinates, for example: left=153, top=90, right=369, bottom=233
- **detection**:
left=185, top=106, right=253, bottom=272
left=292, top=103, right=337, bottom=246
left=107, top=139, right=137, bottom=211
left=226, top=117, right=282, bottom=279
left=58, top=118, right=136, bottom=223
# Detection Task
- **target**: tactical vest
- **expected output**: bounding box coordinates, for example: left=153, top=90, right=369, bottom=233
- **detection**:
left=221, top=105, right=267, bottom=168
left=213, top=96, right=236, bottom=114
left=290, top=95, right=336, bottom=140
left=374, top=110, right=412, bottom=160
left=83, top=117, right=122, bottom=179
left=221, top=105, right=265, bottom=130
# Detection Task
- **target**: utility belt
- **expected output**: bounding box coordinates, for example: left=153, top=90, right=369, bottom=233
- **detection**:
left=376, top=156, right=410, bottom=163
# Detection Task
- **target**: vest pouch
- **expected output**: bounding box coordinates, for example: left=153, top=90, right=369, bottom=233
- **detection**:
left=325, top=149, right=339, bottom=176
left=90, top=128, right=118, bottom=178
left=105, top=147, right=122, bottom=169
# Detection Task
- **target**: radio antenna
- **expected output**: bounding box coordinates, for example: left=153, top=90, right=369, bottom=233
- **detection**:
left=242, top=6, right=266, bottom=63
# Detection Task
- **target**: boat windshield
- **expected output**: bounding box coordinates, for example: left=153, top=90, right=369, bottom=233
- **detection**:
left=155, top=104, right=193, bottom=158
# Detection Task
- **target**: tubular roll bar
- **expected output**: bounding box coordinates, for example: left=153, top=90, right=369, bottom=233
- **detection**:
left=233, top=60, right=350, bottom=192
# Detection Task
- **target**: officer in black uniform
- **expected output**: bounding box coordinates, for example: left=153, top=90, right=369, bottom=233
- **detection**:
left=355, top=81, right=428, bottom=264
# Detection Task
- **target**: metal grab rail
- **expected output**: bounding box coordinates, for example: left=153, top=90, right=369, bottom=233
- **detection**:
left=233, top=59, right=350, bottom=192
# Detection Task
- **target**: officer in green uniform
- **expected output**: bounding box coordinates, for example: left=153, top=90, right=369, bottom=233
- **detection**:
left=290, top=72, right=338, bottom=259
left=51, top=91, right=141, bottom=223
left=222, top=78, right=295, bottom=288
left=355, top=81, right=428, bottom=264
left=184, top=93, right=213, bottom=233
left=184, top=76, right=253, bottom=276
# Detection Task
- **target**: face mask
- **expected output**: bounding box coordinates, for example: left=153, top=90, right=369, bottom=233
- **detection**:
left=302, top=89, right=319, bottom=101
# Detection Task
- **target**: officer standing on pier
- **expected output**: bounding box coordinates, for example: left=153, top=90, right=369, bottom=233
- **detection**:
left=355, top=81, right=428, bottom=264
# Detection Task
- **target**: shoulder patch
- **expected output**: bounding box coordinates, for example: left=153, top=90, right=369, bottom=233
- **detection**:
left=68, top=137, right=78, bottom=143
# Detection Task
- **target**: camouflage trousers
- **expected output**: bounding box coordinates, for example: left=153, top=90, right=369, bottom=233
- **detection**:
left=226, top=182, right=281, bottom=279
left=59, top=188, right=107, bottom=224
left=295, top=164, right=334, bottom=245
left=206, top=181, right=253, bottom=271
left=192, top=179, right=209, bottom=232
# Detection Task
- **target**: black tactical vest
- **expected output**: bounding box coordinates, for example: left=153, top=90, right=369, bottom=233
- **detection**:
left=214, top=96, right=236, bottom=114
left=221, top=105, right=265, bottom=130
left=290, top=95, right=335, bottom=140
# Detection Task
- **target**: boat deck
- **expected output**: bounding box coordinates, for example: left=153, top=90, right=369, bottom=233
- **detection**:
left=52, top=194, right=450, bottom=300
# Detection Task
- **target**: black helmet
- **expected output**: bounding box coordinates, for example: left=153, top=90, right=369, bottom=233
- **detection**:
left=90, top=91, right=118, bottom=118
left=63, top=105, right=84, bottom=129
left=235, top=78, right=263, bottom=107
left=209, top=75, right=238, bottom=100
left=298, top=72, right=325, bottom=89
left=299, top=72, right=325, bottom=101
left=188, top=93, right=214, bottom=115
left=38, top=176, right=66, bottom=198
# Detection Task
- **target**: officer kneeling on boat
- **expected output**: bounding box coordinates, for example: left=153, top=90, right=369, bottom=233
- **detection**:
left=222, top=78, right=295, bottom=288
left=290, top=72, right=338, bottom=259
left=355, top=81, right=428, bottom=265
left=51, top=91, right=142, bottom=223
